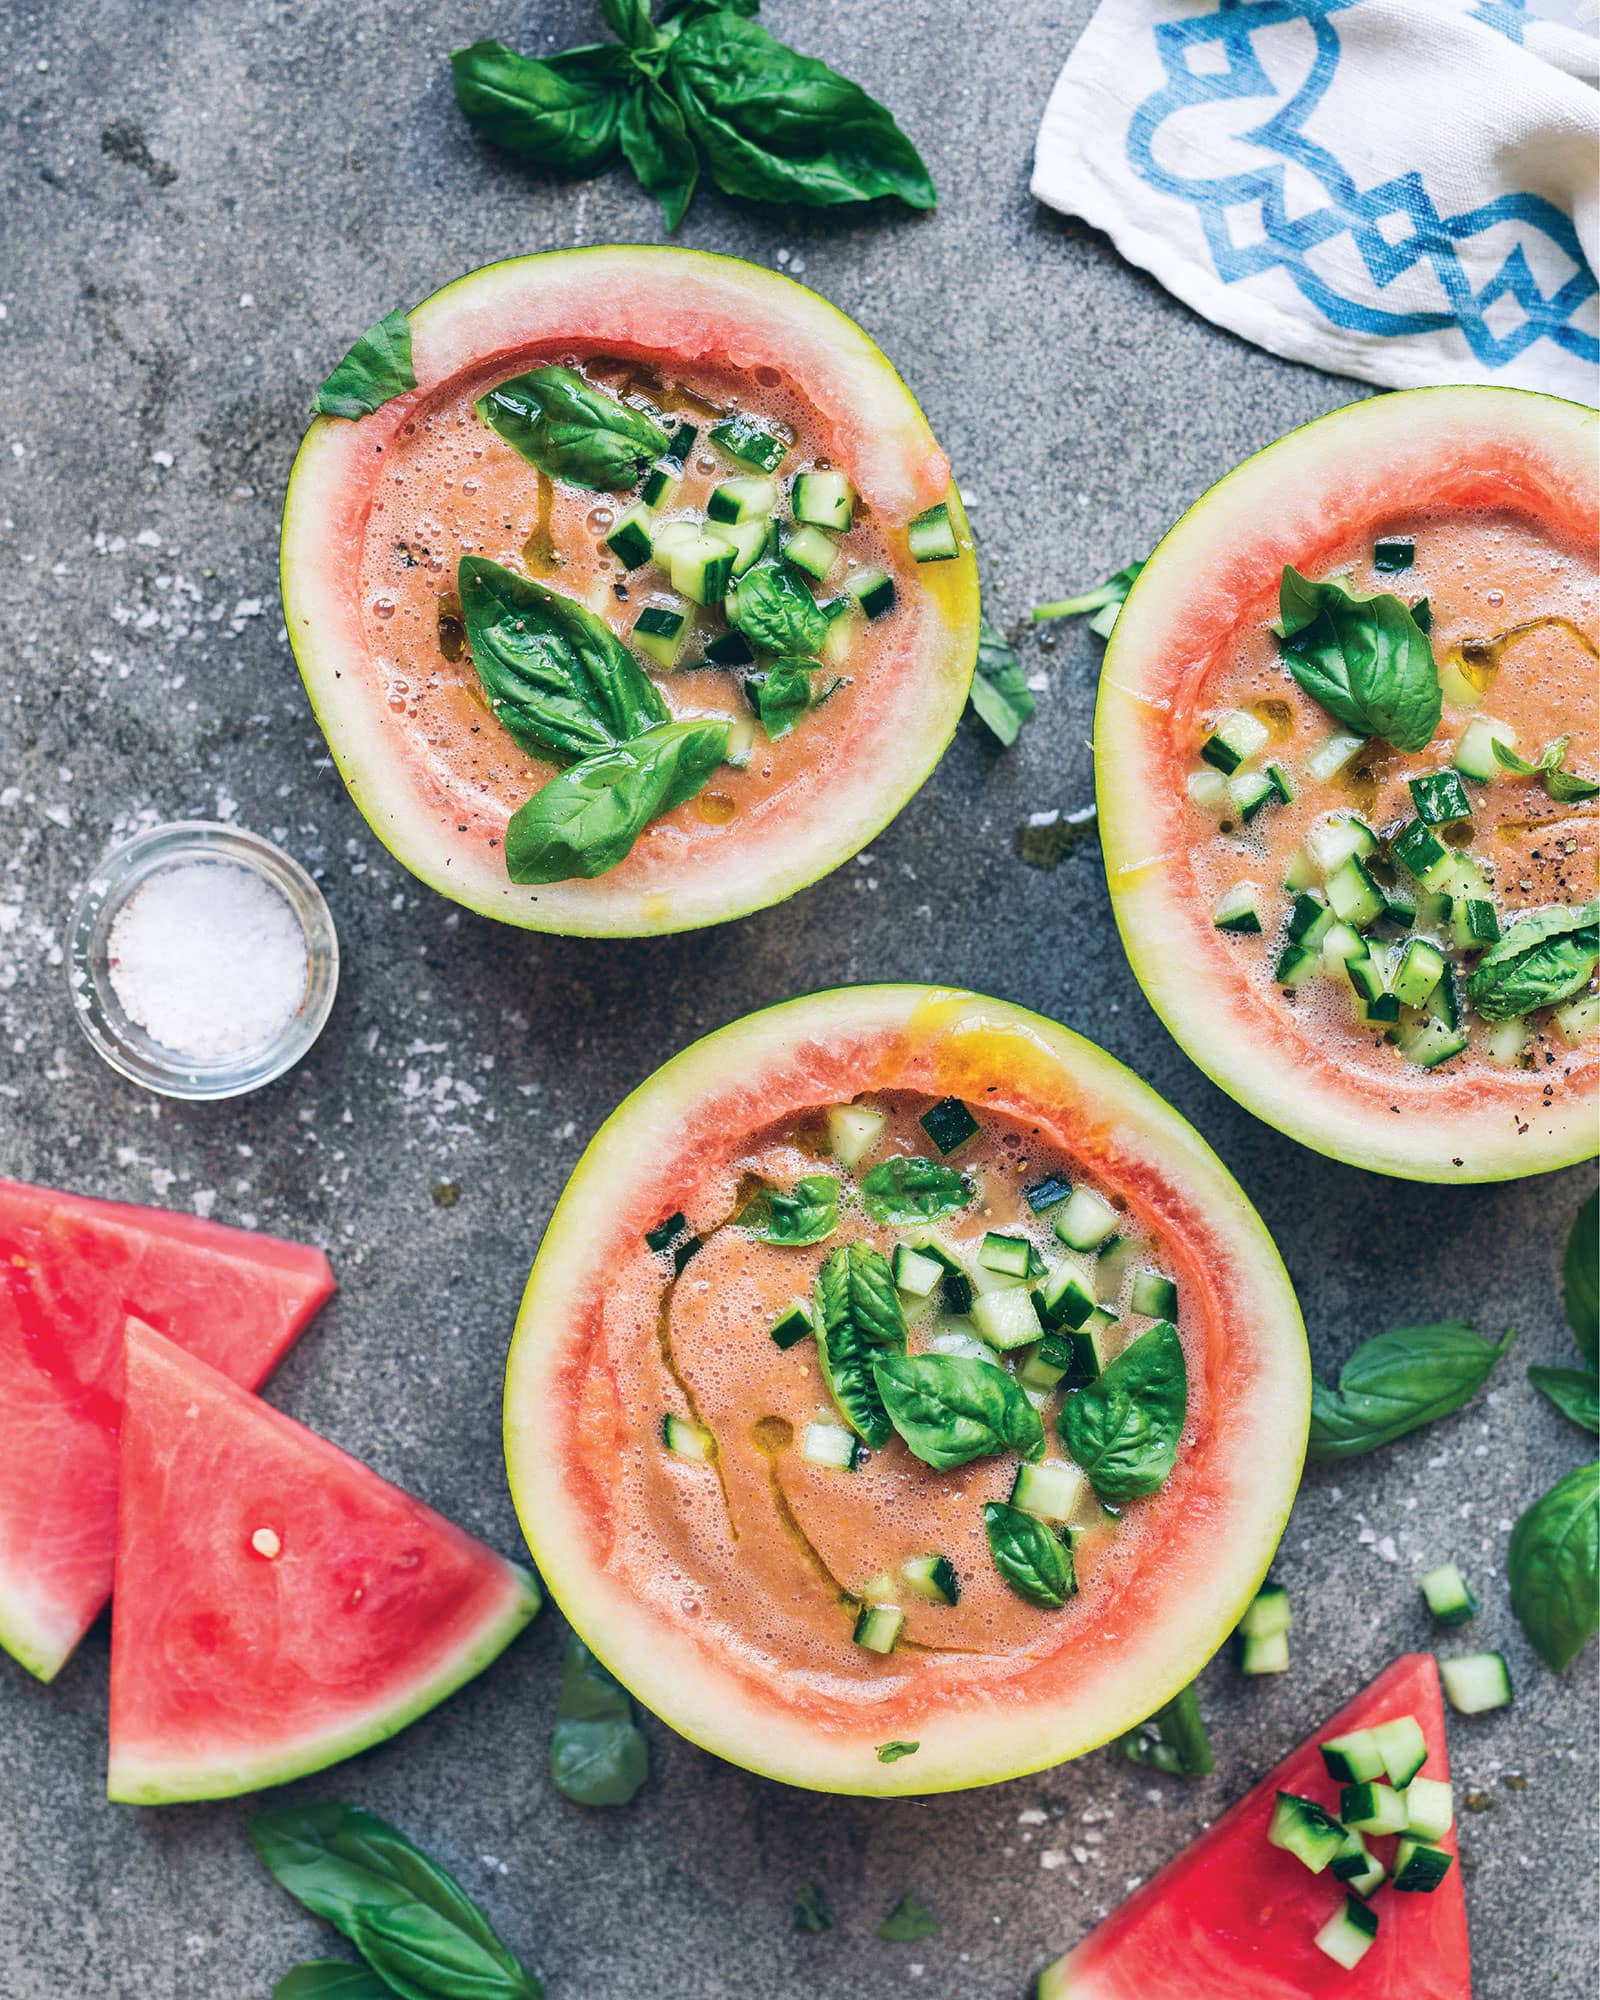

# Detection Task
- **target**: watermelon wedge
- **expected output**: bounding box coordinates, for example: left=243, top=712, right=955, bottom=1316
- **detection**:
left=1037, top=1654, right=1469, bottom=1998
left=0, top=1177, right=335, bottom=1684
left=109, top=1321, right=540, bottom=1804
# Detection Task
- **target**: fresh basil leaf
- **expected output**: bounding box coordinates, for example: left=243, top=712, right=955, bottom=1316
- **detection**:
left=874, top=1352, right=1045, bottom=1471
left=1528, top=1365, right=1600, bottom=1435
left=1547, top=764, right=1600, bottom=803
left=250, top=1805, right=504, bottom=1960
left=1464, top=900, right=1598, bottom=1022
left=792, top=1882, right=834, bottom=1934
left=346, top=1903, right=539, bottom=2000
left=1491, top=737, right=1542, bottom=777
left=504, top=718, right=729, bottom=884
left=1495, top=733, right=1600, bottom=803
left=968, top=618, right=1034, bottom=747
left=729, top=558, right=828, bottom=655
left=668, top=15, right=935, bottom=212
left=459, top=556, right=669, bottom=763
left=983, top=1500, right=1075, bottom=1609
left=618, top=78, right=699, bottom=229
left=313, top=310, right=415, bottom=420
left=660, top=0, right=760, bottom=19
left=813, top=1240, right=907, bottom=1448
left=1508, top=1458, right=1599, bottom=1672
left=274, top=1966, right=396, bottom=2000
left=1032, top=560, right=1146, bottom=639
left=735, top=1173, right=840, bottom=1247
left=451, top=40, right=627, bottom=174
left=754, top=656, right=820, bottom=740
left=1059, top=1320, right=1187, bottom=1502
left=1117, top=1681, right=1213, bottom=1778
left=551, top=1631, right=649, bottom=1806
left=599, top=0, right=658, bottom=50
left=477, top=365, right=671, bottom=492
left=857, top=1156, right=973, bottom=1224
left=1274, top=565, right=1441, bottom=751
left=878, top=1893, right=939, bottom=1942
left=1564, top=1188, right=1598, bottom=1367
left=875, top=1740, right=919, bottom=1763
left=1306, top=1320, right=1514, bottom=1461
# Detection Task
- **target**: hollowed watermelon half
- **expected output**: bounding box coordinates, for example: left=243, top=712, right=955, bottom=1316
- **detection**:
left=504, top=985, right=1307, bottom=1795
left=109, top=1321, right=540, bottom=1804
left=1097, top=386, right=1598, bottom=1182
left=1038, top=1652, right=1468, bottom=1998
left=281, top=247, right=979, bottom=936
left=0, top=1177, right=335, bottom=1684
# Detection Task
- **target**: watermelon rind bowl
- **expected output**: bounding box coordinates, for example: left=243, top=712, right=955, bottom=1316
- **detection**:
left=1096, top=386, right=1599, bottom=1183
left=504, top=984, right=1308, bottom=1796
left=281, top=247, right=979, bottom=937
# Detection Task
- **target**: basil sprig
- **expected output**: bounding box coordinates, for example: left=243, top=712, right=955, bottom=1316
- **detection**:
left=873, top=1352, right=1044, bottom=1471
left=252, top=1805, right=540, bottom=2000
left=476, top=366, right=671, bottom=491
left=550, top=1630, right=650, bottom=1805
left=313, top=309, right=415, bottom=420
left=983, top=1500, right=1075, bottom=1609
left=1464, top=900, right=1599, bottom=1021
left=753, top=656, right=823, bottom=741
left=813, top=1240, right=907, bottom=1448
left=1492, top=732, right=1600, bottom=804
left=735, top=1173, right=840, bottom=1247
left=1032, top=558, right=1146, bottom=640
left=460, top=555, right=668, bottom=762
left=857, top=1156, right=973, bottom=1225
left=504, top=718, right=730, bottom=884
left=275, top=1968, right=394, bottom=2000
left=1059, top=1319, right=1187, bottom=1502
left=1274, top=565, right=1441, bottom=751
left=1564, top=1187, right=1598, bottom=1368
left=1529, top=1366, right=1600, bottom=1435
left=967, top=618, right=1034, bottom=748
left=452, top=3, right=933, bottom=231
left=1117, top=1681, right=1213, bottom=1778
left=1307, top=1320, right=1514, bottom=1461
left=1508, top=1459, right=1598, bottom=1672
left=730, top=557, right=828, bottom=655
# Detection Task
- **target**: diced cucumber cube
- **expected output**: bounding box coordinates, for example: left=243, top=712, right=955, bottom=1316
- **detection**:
left=1391, top=1839, right=1454, bottom=1893
left=633, top=604, right=688, bottom=670
left=1396, top=1016, right=1469, bottom=1070
left=792, top=469, right=855, bottom=532
left=1274, top=943, right=1320, bottom=988
left=1484, top=1018, right=1530, bottom=1067
left=1440, top=1651, right=1513, bottom=1714
left=1239, top=1629, right=1289, bottom=1675
left=978, top=1232, right=1034, bottom=1279
left=1409, top=768, right=1473, bottom=825
left=704, top=629, right=754, bottom=668
left=1053, top=1186, right=1120, bottom=1253
left=1451, top=894, right=1501, bottom=951
left=1306, top=733, right=1367, bottom=783
left=1326, top=855, right=1385, bottom=929
left=706, top=475, right=777, bottom=524
left=1339, top=1780, right=1408, bottom=1836
left=852, top=1602, right=904, bottom=1654
left=1282, top=845, right=1319, bottom=893
left=892, top=1244, right=944, bottom=1299
left=710, top=515, right=775, bottom=578
left=1392, top=938, right=1445, bottom=1008
left=1035, top=1263, right=1097, bottom=1331
left=973, top=1285, right=1043, bottom=1351
left=802, top=1421, right=862, bottom=1471
left=1018, top=1346, right=1067, bottom=1394
left=1314, top=1896, right=1379, bottom=1970
left=842, top=565, right=896, bottom=619
left=769, top=1298, right=814, bottom=1349
left=900, top=1553, right=959, bottom=1605
left=1287, top=891, right=1334, bottom=947
left=1306, top=812, right=1377, bottom=876
left=920, top=1096, right=977, bottom=1155
left=661, top=1413, right=712, bottom=1462
left=827, top=1102, right=886, bottom=1167
left=1321, top=921, right=1370, bottom=980
left=1226, top=771, right=1276, bottom=823
left=1373, top=1714, right=1428, bottom=1788
left=1554, top=992, right=1600, bottom=1046
left=1331, top=1831, right=1387, bottom=1901
left=1267, top=1793, right=1344, bottom=1874
left=1239, top=1581, right=1292, bottom=1640
left=1453, top=714, right=1516, bottom=782
left=1025, top=1175, right=1072, bottom=1214
left=782, top=524, right=839, bottom=583
left=1346, top=953, right=1388, bottom=1006
left=1009, top=1459, right=1086, bottom=1524
left=1403, top=1777, right=1454, bottom=1843
left=605, top=501, right=656, bottom=569
left=1320, top=1729, right=1385, bottom=1785
left=650, top=516, right=700, bottom=566
left=1419, top=1562, right=1479, bottom=1628
left=1374, top=536, right=1415, bottom=570
left=1266, top=762, right=1295, bottom=803
left=1186, top=767, right=1229, bottom=812
left=710, top=414, right=789, bottom=473
left=1200, top=709, right=1270, bottom=773
left=670, top=532, right=736, bottom=607
left=907, top=501, right=959, bottom=562
left=640, top=464, right=680, bottom=508
left=1130, top=1270, right=1178, bottom=1319
left=1393, top=817, right=1450, bottom=885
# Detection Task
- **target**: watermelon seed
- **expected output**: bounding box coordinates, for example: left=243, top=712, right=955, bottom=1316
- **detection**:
left=250, top=1527, right=282, bottom=1560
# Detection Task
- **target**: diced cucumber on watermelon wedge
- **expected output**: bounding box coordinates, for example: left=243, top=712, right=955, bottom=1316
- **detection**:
left=0, top=1177, right=335, bottom=1684
left=1035, top=1654, right=1468, bottom=1998
left=107, top=1323, right=539, bottom=1804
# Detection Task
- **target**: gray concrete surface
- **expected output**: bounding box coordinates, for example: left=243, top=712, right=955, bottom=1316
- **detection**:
left=1, top=2, right=1595, bottom=1995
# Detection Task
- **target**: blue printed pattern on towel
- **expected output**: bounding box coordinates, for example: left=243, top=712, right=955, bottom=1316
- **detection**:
left=1124, top=0, right=1598, bottom=370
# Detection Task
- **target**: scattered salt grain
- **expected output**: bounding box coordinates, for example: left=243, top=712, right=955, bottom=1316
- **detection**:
left=108, top=862, right=307, bottom=1060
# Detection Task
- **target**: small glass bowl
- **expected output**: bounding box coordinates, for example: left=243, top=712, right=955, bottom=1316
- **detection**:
left=68, top=821, right=339, bottom=1100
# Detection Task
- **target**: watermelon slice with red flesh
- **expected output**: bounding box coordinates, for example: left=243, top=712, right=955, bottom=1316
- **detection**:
left=109, top=1320, right=540, bottom=1803
left=0, top=1177, right=335, bottom=1684
left=1038, top=1654, right=1469, bottom=1999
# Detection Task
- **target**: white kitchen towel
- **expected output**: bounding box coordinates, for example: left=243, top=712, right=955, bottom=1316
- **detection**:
left=1032, top=0, right=1600, bottom=398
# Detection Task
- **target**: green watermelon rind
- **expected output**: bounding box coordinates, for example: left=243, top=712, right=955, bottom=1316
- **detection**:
left=106, top=1564, right=540, bottom=1805
left=1096, top=384, right=1599, bottom=1184
left=0, top=1566, right=77, bottom=1685
left=504, top=983, right=1308, bottom=1796
left=281, top=246, right=980, bottom=938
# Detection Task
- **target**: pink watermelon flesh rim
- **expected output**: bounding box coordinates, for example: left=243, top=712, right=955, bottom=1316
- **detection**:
left=281, top=246, right=980, bottom=936
left=107, top=1321, right=539, bottom=1804
left=0, top=1177, right=335, bottom=1683
left=1097, top=385, right=1599, bottom=1182
left=1037, top=1653, right=1469, bottom=1999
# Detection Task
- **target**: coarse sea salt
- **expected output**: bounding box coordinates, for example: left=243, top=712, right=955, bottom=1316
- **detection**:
left=108, top=861, right=307, bottom=1060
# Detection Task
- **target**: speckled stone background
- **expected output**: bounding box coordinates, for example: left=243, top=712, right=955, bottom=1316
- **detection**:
left=1, top=2, right=1595, bottom=1995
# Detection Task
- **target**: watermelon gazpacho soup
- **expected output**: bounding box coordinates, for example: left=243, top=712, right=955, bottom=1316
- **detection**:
left=505, top=987, right=1308, bottom=1794
left=282, top=248, right=979, bottom=935
left=1099, top=387, right=1599, bottom=1181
